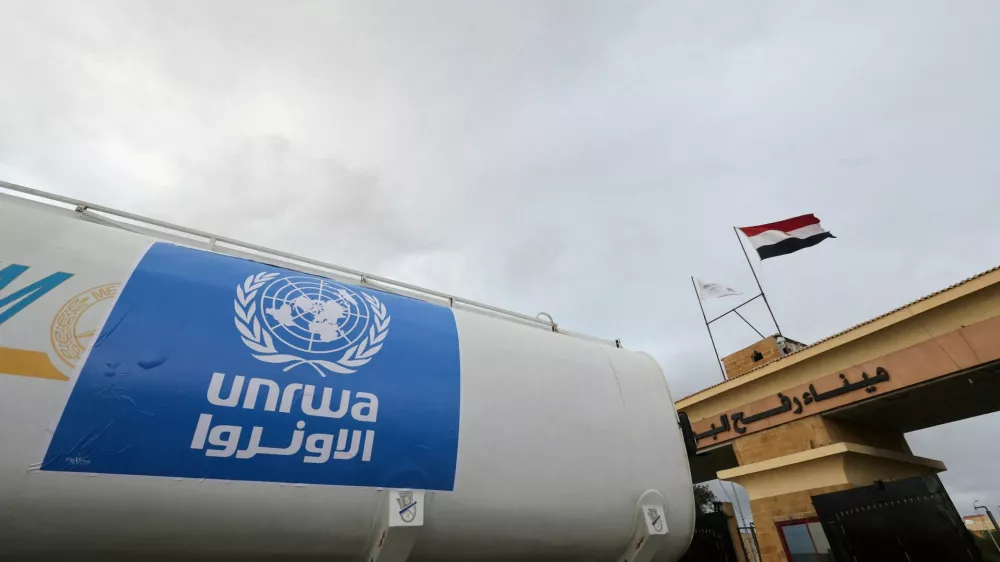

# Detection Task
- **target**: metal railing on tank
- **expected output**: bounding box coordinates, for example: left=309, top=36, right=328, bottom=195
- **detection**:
left=0, top=179, right=619, bottom=347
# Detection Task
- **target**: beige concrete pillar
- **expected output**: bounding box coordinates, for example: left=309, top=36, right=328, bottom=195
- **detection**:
left=717, top=502, right=748, bottom=562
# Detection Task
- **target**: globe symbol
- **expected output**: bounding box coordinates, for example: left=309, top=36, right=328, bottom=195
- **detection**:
left=260, top=276, right=370, bottom=354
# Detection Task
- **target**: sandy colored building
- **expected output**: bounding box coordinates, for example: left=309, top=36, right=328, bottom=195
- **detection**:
left=964, top=513, right=997, bottom=536
left=678, top=265, right=1000, bottom=561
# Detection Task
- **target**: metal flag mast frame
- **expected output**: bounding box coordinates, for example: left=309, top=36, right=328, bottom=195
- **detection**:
left=692, top=281, right=769, bottom=382
left=733, top=226, right=782, bottom=338
left=691, top=229, right=785, bottom=382
left=691, top=276, right=727, bottom=381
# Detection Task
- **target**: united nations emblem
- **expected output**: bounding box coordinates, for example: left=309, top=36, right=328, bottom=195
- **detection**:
left=397, top=491, right=417, bottom=523
left=50, top=284, right=120, bottom=368
left=234, top=272, right=390, bottom=376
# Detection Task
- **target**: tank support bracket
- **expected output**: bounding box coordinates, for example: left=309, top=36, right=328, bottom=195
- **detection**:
left=616, top=490, right=669, bottom=562
left=363, top=489, right=425, bottom=562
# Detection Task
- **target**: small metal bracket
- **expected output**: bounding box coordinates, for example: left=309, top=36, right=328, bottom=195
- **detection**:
left=616, top=489, right=669, bottom=562
left=364, top=489, right=425, bottom=562
left=536, top=312, right=559, bottom=333
left=74, top=204, right=88, bottom=213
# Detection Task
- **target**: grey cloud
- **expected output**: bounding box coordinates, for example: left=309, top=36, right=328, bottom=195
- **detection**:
left=157, top=135, right=447, bottom=271
left=909, top=416, right=1000, bottom=517
left=3, top=0, right=1000, bottom=515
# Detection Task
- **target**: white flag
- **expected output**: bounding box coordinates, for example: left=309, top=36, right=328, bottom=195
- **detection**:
left=695, top=278, right=742, bottom=301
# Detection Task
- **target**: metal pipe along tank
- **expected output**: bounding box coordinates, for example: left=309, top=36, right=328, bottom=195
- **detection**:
left=0, top=185, right=695, bottom=561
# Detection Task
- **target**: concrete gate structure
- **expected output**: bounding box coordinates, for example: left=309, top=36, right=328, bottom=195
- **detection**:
left=677, top=265, right=1000, bottom=562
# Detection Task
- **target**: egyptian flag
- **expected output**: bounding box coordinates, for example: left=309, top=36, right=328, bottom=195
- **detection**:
left=738, top=214, right=834, bottom=260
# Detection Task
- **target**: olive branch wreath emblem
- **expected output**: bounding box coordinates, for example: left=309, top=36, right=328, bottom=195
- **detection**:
left=234, top=272, right=390, bottom=376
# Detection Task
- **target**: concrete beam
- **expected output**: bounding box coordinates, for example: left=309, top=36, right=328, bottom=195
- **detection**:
left=718, top=442, right=945, bottom=500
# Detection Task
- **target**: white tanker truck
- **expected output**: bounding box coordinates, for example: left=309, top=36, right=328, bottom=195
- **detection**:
left=0, top=181, right=696, bottom=561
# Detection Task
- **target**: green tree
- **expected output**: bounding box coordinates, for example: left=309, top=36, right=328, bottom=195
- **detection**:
left=694, top=484, right=719, bottom=514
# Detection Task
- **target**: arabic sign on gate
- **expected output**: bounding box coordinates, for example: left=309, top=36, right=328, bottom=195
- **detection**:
left=689, top=366, right=898, bottom=447
left=686, top=311, right=1000, bottom=449
left=694, top=368, right=891, bottom=443
left=42, top=243, right=461, bottom=491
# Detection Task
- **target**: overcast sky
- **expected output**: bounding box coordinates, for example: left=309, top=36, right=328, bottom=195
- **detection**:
left=2, top=0, right=999, bottom=518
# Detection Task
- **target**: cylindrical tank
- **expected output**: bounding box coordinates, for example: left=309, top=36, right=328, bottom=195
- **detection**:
left=0, top=189, right=695, bottom=561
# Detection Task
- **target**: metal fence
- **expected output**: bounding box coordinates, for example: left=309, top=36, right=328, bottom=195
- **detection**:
left=738, top=523, right=762, bottom=562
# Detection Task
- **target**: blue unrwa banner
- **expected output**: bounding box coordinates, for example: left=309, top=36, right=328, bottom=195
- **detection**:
left=43, top=243, right=461, bottom=491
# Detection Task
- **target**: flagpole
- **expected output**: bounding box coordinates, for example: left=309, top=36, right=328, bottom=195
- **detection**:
left=692, top=276, right=727, bottom=381
left=733, top=227, right=783, bottom=337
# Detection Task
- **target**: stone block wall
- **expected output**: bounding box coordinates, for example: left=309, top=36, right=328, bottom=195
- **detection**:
left=748, top=484, right=853, bottom=562
left=732, top=416, right=832, bottom=465
left=732, top=414, right=911, bottom=467
left=722, top=336, right=783, bottom=379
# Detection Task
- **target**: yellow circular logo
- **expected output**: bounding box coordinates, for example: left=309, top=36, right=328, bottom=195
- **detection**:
left=50, top=284, right=120, bottom=368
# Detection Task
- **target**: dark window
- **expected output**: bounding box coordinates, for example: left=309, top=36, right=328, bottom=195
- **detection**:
left=776, top=518, right=832, bottom=562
